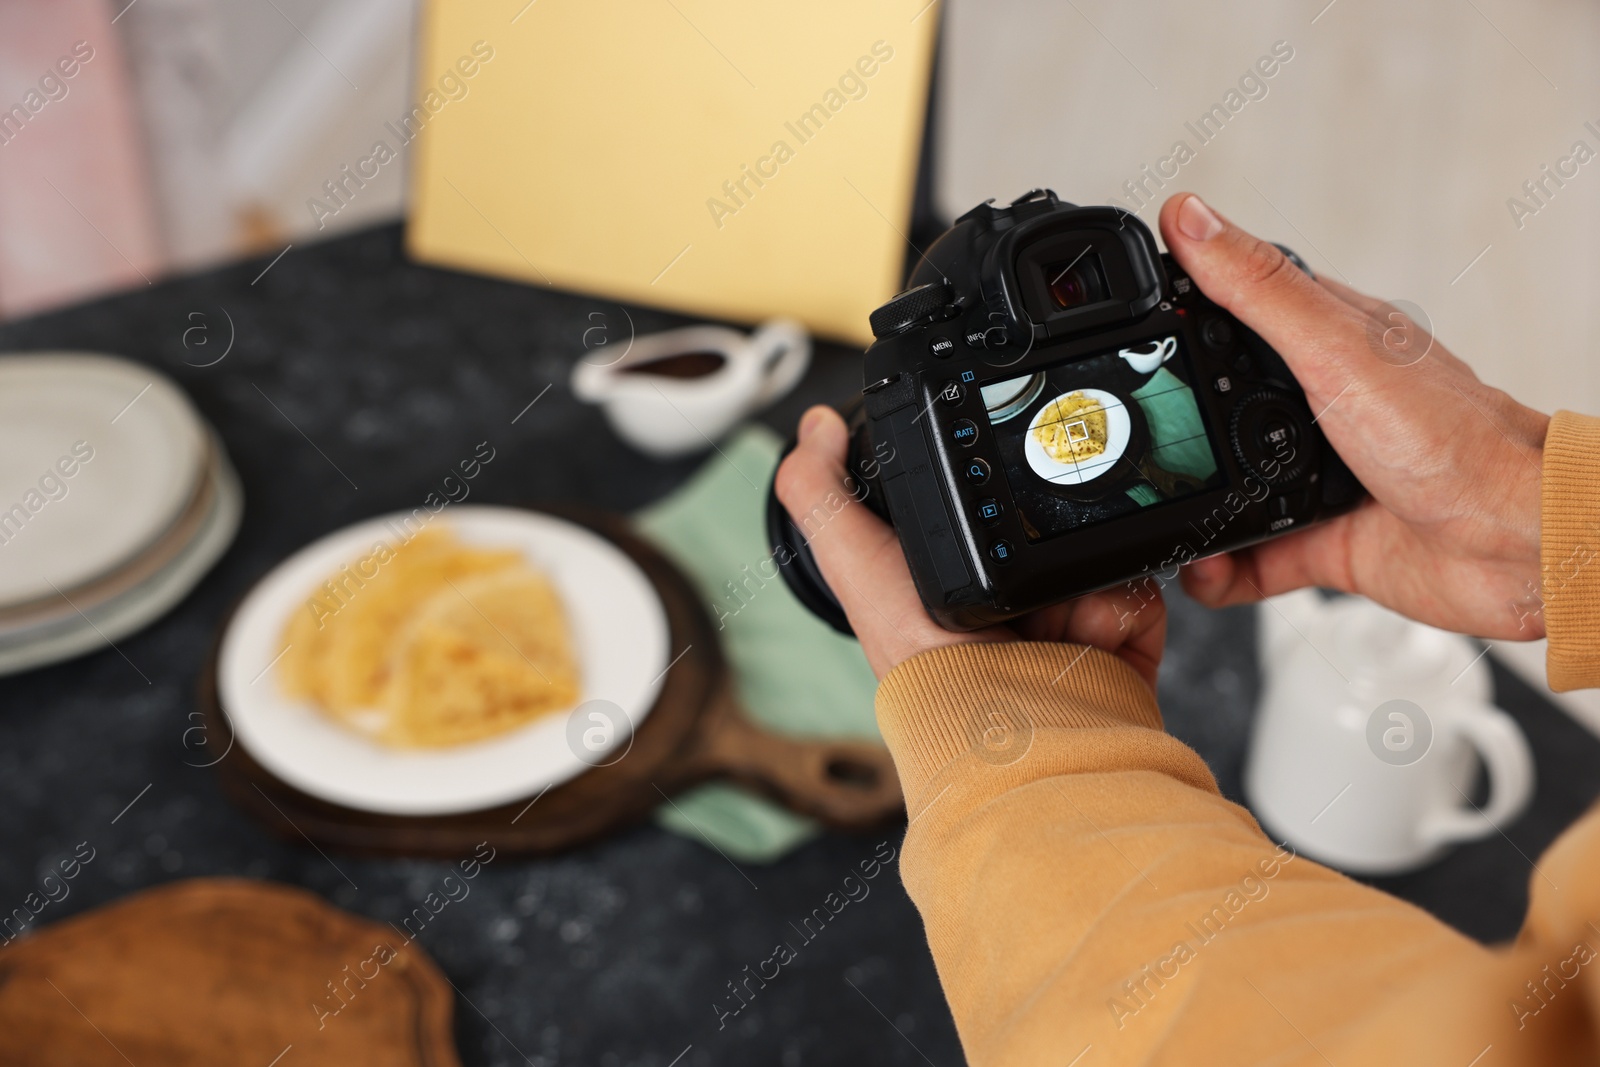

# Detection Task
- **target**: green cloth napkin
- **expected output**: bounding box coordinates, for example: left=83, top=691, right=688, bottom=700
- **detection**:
left=1125, top=367, right=1220, bottom=506
left=1133, top=367, right=1218, bottom=481
left=633, top=426, right=881, bottom=863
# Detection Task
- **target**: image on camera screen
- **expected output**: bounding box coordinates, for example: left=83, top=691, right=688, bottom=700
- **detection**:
left=979, top=334, right=1224, bottom=541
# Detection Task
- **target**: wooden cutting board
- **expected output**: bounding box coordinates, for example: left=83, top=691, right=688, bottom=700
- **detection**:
left=0, top=879, right=459, bottom=1066
left=199, top=506, right=902, bottom=858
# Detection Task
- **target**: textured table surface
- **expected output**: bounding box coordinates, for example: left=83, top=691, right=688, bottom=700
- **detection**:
left=1, top=225, right=1596, bottom=1067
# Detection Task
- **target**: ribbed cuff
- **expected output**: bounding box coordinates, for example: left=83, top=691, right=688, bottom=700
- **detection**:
left=874, top=642, right=1162, bottom=800
left=1542, top=410, right=1600, bottom=691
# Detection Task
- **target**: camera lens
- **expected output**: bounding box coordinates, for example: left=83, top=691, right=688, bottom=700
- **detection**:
left=1044, top=255, right=1106, bottom=310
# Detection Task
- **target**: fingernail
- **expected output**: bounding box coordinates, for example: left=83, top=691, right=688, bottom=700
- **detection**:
left=1177, top=195, right=1224, bottom=241
left=798, top=407, right=825, bottom=443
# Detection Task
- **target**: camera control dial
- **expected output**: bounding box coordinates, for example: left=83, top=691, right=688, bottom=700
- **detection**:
left=1228, top=389, right=1314, bottom=486
left=869, top=282, right=955, bottom=339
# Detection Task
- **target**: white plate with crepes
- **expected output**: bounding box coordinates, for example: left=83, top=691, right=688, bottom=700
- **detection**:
left=1024, top=388, right=1133, bottom=485
left=216, top=506, right=670, bottom=815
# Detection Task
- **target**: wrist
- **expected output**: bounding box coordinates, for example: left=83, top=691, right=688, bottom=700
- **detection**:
left=1505, top=408, right=1550, bottom=572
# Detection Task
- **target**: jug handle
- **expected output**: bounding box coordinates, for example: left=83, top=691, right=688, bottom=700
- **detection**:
left=748, top=319, right=811, bottom=405
left=1417, top=701, right=1534, bottom=846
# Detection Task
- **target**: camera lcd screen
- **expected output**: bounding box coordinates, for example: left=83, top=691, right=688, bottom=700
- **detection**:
left=978, top=333, right=1225, bottom=542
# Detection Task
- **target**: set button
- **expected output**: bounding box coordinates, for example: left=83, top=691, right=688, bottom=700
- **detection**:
left=950, top=419, right=979, bottom=447
left=1259, top=417, right=1297, bottom=455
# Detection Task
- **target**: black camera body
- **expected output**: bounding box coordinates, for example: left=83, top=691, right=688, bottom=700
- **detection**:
left=769, top=190, right=1363, bottom=633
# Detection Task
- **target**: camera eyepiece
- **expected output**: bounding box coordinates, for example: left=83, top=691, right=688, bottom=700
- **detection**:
left=1044, top=256, right=1108, bottom=311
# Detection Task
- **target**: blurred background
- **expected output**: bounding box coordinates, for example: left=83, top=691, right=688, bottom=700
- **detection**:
left=4, top=1, right=1599, bottom=1064
left=0, top=0, right=421, bottom=316
left=7, top=0, right=1595, bottom=409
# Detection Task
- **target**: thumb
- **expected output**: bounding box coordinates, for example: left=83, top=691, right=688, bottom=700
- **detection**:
left=1158, top=193, right=1371, bottom=407
left=773, top=406, right=902, bottom=612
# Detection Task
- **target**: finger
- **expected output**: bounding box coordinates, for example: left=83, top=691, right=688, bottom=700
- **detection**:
left=1013, top=579, right=1161, bottom=647
left=1179, top=552, right=1240, bottom=605
left=775, top=407, right=903, bottom=608
left=1014, top=590, right=1163, bottom=686
left=1158, top=193, right=1375, bottom=406
left=1316, top=274, right=1385, bottom=317
left=1066, top=585, right=1167, bottom=688
left=774, top=407, right=988, bottom=673
left=1180, top=549, right=1264, bottom=608
left=1319, top=275, right=1478, bottom=380
left=1180, top=508, right=1362, bottom=607
left=1063, top=584, right=1160, bottom=647
left=1316, top=275, right=1476, bottom=378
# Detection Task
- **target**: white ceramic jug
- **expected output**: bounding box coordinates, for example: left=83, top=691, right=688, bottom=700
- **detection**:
left=1246, top=591, right=1534, bottom=875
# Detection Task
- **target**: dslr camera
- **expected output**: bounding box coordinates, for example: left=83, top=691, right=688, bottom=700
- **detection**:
left=768, top=189, right=1363, bottom=633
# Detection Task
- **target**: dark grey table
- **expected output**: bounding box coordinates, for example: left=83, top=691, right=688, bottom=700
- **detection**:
left=2, top=225, right=1596, bottom=1066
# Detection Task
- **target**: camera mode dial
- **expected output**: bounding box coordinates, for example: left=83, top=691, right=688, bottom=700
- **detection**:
left=870, top=282, right=955, bottom=339
left=1228, top=389, right=1313, bottom=486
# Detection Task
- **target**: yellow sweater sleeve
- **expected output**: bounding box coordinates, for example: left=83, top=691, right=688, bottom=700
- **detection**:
left=1543, top=410, right=1600, bottom=690
left=880, top=646, right=1600, bottom=1065
left=877, top=410, right=1600, bottom=1066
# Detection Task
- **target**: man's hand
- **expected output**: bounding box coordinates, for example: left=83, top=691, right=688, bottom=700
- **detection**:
left=1162, top=193, right=1550, bottom=639
left=774, top=405, right=1167, bottom=684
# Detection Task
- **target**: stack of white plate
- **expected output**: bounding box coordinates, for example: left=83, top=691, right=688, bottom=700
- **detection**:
left=0, top=352, right=242, bottom=676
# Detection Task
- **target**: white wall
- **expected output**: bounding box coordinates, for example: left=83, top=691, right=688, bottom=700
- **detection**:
left=215, top=0, right=418, bottom=247
left=936, top=0, right=1600, bottom=419
left=121, top=0, right=418, bottom=266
